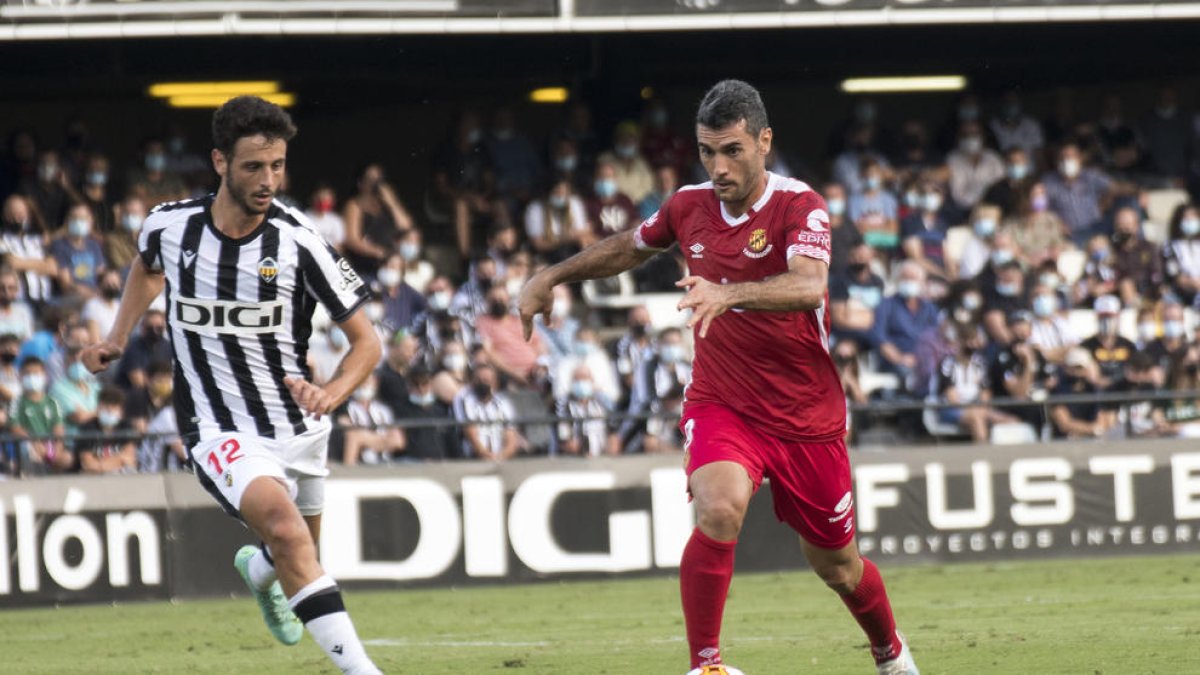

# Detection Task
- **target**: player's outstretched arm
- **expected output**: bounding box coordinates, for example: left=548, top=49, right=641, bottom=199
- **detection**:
left=518, top=229, right=656, bottom=340
left=678, top=255, right=827, bottom=338
left=285, top=308, right=382, bottom=420
left=81, top=258, right=166, bottom=373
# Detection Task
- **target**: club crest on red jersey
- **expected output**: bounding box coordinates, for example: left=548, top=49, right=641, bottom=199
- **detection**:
left=743, top=228, right=773, bottom=259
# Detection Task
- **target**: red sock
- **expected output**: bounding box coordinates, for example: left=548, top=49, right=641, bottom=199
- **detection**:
left=680, top=528, right=736, bottom=668
left=840, top=557, right=903, bottom=664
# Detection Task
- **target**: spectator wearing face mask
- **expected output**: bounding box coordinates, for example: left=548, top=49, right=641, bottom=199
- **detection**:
left=396, top=229, right=434, bottom=294
left=104, top=195, right=147, bottom=274
left=19, top=149, right=79, bottom=234
left=389, top=364, right=456, bottom=460
left=0, top=268, right=33, bottom=340
left=588, top=160, right=639, bottom=237
left=0, top=333, right=19, bottom=406
left=848, top=156, right=899, bottom=252
left=639, top=164, right=680, bottom=221
left=832, top=123, right=891, bottom=196
left=957, top=204, right=1004, bottom=281
left=51, top=346, right=100, bottom=435
left=872, top=261, right=939, bottom=385
left=76, top=387, right=136, bottom=475
left=431, top=339, right=469, bottom=404
left=336, top=373, right=406, bottom=465
left=989, top=310, right=1053, bottom=429
left=1043, top=143, right=1115, bottom=246
left=0, top=194, right=57, bottom=306
left=1145, top=302, right=1189, bottom=377
left=126, top=138, right=186, bottom=209
left=126, top=359, right=175, bottom=442
left=1140, top=87, right=1190, bottom=185
left=1050, top=347, right=1117, bottom=439
left=644, top=327, right=691, bottom=453
left=306, top=183, right=345, bottom=251
left=81, top=268, right=122, bottom=345
left=485, top=107, right=545, bottom=207
left=50, top=203, right=106, bottom=300
left=1074, top=234, right=1119, bottom=307
left=983, top=147, right=1035, bottom=219
left=1027, top=283, right=1078, bottom=365
left=376, top=253, right=426, bottom=332
left=641, top=100, right=693, bottom=180
left=1081, top=295, right=1136, bottom=388
left=454, top=364, right=522, bottom=460
left=1110, top=206, right=1162, bottom=306
left=946, top=121, right=1005, bottom=220
left=1162, top=204, right=1200, bottom=305
left=555, top=363, right=621, bottom=457
left=526, top=177, right=591, bottom=263
left=830, top=243, right=885, bottom=350
left=823, top=182, right=862, bottom=276
left=1159, top=349, right=1200, bottom=437
left=475, top=285, right=545, bottom=384
left=309, top=324, right=350, bottom=386
left=936, top=323, right=1020, bottom=442
left=534, top=285, right=580, bottom=360
left=549, top=136, right=590, bottom=195
left=979, top=259, right=1026, bottom=346
left=988, top=92, right=1045, bottom=157
left=598, top=121, right=655, bottom=204
left=376, top=329, right=418, bottom=415
left=450, top=255, right=499, bottom=332
left=552, top=326, right=620, bottom=404
left=79, top=154, right=115, bottom=234
left=1105, top=353, right=1171, bottom=438
left=900, top=181, right=952, bottom=281
left=1005, top=181, right=1071, bottom=270
left=12, top=357, right=69, bottom=474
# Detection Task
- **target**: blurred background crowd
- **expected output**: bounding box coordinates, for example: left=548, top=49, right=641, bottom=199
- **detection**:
left=4, top=83, right=1200, bottom=477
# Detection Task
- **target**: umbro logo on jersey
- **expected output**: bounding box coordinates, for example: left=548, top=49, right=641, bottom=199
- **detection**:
left=181, top=250, right=198, bottom=268
left=688, top=242, right=705, bottom=259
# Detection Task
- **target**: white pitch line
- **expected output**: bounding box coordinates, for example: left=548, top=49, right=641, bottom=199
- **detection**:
left=365, top=636, right=789, bottom=649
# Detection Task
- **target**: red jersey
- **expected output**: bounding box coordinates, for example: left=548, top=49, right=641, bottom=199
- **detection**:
left=634, top=171, right=847, bottom=442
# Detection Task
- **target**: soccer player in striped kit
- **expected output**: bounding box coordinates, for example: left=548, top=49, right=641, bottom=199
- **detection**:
left=82, top=96, right=383, bottom=675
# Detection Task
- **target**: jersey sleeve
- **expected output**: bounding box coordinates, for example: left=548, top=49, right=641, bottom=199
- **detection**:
left=633, top=194, right=677, bottom=251
left=296, top=229, right=372, bottom=323
left=784, top=194, right=832, bottom=266
left=137, top=212, right=171, bottom=274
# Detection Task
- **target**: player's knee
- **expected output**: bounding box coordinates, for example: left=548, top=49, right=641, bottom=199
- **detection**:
left=813, top=560, right=858, bottom=595
left=260, top=515, right=310, bottom=554
left=696, top=499, right=746, bottom=540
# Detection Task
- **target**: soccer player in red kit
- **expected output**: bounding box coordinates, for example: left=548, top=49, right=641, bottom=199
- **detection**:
left=518, top=80, right=919, bottom=675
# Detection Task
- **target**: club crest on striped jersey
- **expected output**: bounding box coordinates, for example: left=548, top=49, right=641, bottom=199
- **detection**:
left=258, top=257, right=279, bottom=283
left=743, top=228, right=773, bottom=258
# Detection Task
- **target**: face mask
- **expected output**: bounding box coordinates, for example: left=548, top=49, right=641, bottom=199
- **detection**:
left=996, top=282, right=1019, bottom=297
left=68, top=218, right=90, bottom=238
left=168, top=137, right=185, bottom=154
left=98, top=410, right=121, bottom=428
left=122, top=213, right=143, bottom=232
left=1164, top=320, right=1186, bottom=339
left=409, top=391, right=435, bottom=406
left=848, top=262, right=867, bottom=275
left=549, top=194, right=568, bottom=210
left=1139, top=322, right=1159, bottom=342
left=953, top=307, right=972, bottom=323
left=630, top=323, right=648, bottom=338
left=1091, top=249, right=1110, bottom=263
left=1060, top=158, right=1081, bottom=178
left=962, top=294, right=982, bottom=311
left=329, top=327, right=349, bottom=350
left=991, top=249, right=1014, bottom=266
left=1182, top=218, right=1200, bottom=238
left=396, top=242, right=419, bottom=262
left=377, top=268, right=402, bottom=289
left=22, top=373, right=45, bottom=393
left=68, top=361, right=90, bottom=383
left=1031, top=195, right=1049, bottom=212
left=1100, top=317, right=1118, bottom=335
left=1113, top=230, right=1133, bottom=246
left=428, top=290, right=451, bottom=311
left=659, top=344, right=684, bottom=364
left=615, top=143, right=638, bottom=159
left=555, top=156, right=578, bottom=173
left=551, top=298, right=570, bottom=319
left=903, top=190, right=920, bottom=208
left=922, top=193, right=942, bottom=213
left=477, top=277, right=493, bottom=293
left=471, top=382, right=492, bottom=400
left=488, top=301, right=508, bottom=319
left=1033, top=294, right=1057, bottom=318
left=573, top=341, right=595, bottom=358
left=444, top=353, right=466, bottom=372
left=1007, top=163, right=1029, bottom=181
left=960, top=137, right=983, bottom=155
left=146, top=326, right=166, bottom=342
left=865, top=176, right=882, bottom=191
left=594, top=178, right=618, bottom=199
left=973, top=218, right=996, bottom=238
left=571, top=380, right=594, bottom=399
left=827, top=198, right=846, bottom=217
left=145, top=154, right=167, bottom=172
left=1039, top=273, right=1061, bottom=288
left=87, top=171, right=107, bottom=186
left=506, top=278, right=523, bottom=299
left=314, top=196, right=334, bottom=213
left=353, top=386, right=375, bottom=402
left=897, top=279, right=922, bottom=299
left=365, top=303, right=384, bottom=323
left=38, top=163, right=57, bottom=182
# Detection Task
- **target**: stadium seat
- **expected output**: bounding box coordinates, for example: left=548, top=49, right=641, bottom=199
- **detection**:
left=1057, top=249, right=1086, bottom=285
left=990, top=422, right=1038, bottom=445
left=1142, top=219, right=1168, bottom=245
left=859, top=370, right=900, bottom=396
left=1145, top=189, right=1189, bottom=236
left=1067, top=308, right=1098, bottom=339
left=922, top=397, right=969, bottom=439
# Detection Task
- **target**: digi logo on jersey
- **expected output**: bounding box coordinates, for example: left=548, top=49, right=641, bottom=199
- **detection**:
left=172, top=295, right=287, bottom=335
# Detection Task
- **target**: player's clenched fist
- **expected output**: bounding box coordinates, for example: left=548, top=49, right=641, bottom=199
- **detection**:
left=80, top=341, right=123, bottom=374
left=518, top=272, right=554, bottom=342
left=283, top=376, right=334, bottom=420
left=676, top=275, right=732, bottom=339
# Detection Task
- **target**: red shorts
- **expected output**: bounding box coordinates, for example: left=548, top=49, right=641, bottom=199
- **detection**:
left=681, top=401, right=855, bottom=550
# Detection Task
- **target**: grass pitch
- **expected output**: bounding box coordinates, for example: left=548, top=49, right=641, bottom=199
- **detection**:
left=3, top=554, right=1198, bottom=674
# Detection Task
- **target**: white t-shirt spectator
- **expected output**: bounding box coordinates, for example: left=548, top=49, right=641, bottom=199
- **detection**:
left=525, top=197, right=589, bottom=242
left=82, top=297, right=120, bottom=343
left=453, top=389, right=516, bottom=458
left=957, top=234, right=992, bottom=280
left=553, top=351, right=621, bottom=404
left=306, top=209, right=346, bottom=250
left=1030, top=316, right=1079, bottom=352
left=0, top=300, right=34, bottom=340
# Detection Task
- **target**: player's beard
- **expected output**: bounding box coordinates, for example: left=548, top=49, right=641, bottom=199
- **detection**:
left=225, top=172, right=272, bottom=216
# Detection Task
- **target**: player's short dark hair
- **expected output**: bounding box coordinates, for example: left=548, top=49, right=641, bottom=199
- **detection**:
left=695, top=80, right=769, bottom=137
left=98, top=387, right=125, bottom=408
left=211, top=96, right=297, bottom=158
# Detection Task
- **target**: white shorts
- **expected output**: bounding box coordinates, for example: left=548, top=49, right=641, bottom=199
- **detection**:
left=190, top=426, right=331, bottom=519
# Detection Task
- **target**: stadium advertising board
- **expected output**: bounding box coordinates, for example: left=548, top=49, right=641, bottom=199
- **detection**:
left=0, top=0, right=555, bottom=19
left=573, top=0, right=1197, bottom=13
left=2, top=440, right=1199, bottom=607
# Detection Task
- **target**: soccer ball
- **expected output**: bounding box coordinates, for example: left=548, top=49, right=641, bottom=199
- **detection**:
left=685, top=666, right=746, bottom=675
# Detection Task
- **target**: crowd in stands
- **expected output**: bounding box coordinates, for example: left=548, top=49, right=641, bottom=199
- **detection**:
left=4, top=85, right=1200, bottom=476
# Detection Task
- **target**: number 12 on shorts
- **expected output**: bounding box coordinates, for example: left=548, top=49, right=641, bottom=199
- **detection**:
left=206, top=438, right=244, bottom=474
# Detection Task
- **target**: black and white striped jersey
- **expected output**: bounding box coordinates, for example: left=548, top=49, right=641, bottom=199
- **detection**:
left=139, top=195, right=371, bottom=446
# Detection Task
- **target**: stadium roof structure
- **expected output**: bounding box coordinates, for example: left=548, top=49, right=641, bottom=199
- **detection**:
left=2, top=0, right=1199, bottom=41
